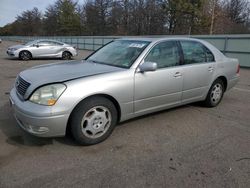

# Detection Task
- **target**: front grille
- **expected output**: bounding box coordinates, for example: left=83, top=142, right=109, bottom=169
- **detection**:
left=16, top=76, right=30, bottom=96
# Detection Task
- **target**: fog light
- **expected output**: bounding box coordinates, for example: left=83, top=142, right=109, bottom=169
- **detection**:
left=29, top=125, right=49, bottom=133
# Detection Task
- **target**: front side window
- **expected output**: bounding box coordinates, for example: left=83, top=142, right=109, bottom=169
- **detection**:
left=145, top=41, right=180, bottom=68
left=87, top=40, right=150, bottom=68
left=180, top=41, right=214, bottom=64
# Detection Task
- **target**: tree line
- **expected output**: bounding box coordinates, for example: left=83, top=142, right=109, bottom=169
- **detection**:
left=0, top=0, right=249, bottom=36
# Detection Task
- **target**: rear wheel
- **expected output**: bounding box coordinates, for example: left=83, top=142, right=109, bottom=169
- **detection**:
left=19, top=51, right=32, bottom=60
left=62, top=51, right=72, bottom=60
left=70, top=97, right=118, bottom=145
left=204, top=79, right=224, bottom=107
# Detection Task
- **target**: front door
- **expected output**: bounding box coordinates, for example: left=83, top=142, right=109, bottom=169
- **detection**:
left=31, top=41, right=53, bottom=57
left=134, top=41, right=183, bottom=114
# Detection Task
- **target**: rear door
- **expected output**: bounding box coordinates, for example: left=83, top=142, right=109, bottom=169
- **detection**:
left=134, top=40, right=183, bottom=114
left=179, top=40, right=216, bottom=103
left=49, top=41, right=64, bottom=56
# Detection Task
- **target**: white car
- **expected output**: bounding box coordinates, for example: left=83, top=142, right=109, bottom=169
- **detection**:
left=7, top=39, right=77, bottom=60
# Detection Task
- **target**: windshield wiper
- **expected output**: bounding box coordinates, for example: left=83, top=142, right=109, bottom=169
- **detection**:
left=87, top=59, right=103, bottom=65
left=87, top=59, right=127, bottom=69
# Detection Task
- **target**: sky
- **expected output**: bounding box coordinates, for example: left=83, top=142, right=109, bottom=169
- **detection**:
left=0, top=0, right=57, bottom=27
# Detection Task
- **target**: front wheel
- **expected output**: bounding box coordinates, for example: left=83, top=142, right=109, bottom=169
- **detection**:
left=19, top=51, right=32, bottom=60
left=203, top=79, right=225, bottom=107
left=70, top=97, right=118, bottom=145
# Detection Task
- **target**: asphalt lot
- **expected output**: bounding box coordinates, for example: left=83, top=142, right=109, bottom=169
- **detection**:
left=0, top=40, right=250, bottom=188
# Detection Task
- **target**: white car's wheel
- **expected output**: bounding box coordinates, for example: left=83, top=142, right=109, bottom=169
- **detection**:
left=62, top=51, right=72, bottom=60
left=19, top=51, right=32, bottom=60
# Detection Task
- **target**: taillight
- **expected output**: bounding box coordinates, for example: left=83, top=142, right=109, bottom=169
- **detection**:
left=236, top=64, right=240, bottom=74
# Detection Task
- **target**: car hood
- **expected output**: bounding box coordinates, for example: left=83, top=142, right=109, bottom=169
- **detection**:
left=8, top=44, right=25, bottom=50
left=19, top=60, right=125, bottom=99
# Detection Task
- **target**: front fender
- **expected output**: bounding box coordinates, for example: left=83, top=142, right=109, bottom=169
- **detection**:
left=51, top=70, right=135, bottom=122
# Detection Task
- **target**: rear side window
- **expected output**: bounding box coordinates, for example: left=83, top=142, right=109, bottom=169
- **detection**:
left=205, top=47, right=215, bottom=62
left=180, top=41, right=214, bottom=64
left=50, top=41, right=63, bottom=46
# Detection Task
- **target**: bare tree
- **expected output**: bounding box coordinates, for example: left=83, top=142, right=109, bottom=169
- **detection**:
left=0, top=0, right=249, bottom=36
left=15, top=7, right=42, bottom=36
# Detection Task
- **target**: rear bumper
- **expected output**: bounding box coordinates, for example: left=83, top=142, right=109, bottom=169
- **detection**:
left=71, top=50, right=78, bottom=57
left=227, top=74, right=240, bottom=91
left=10, top=89, right=69, bottom=137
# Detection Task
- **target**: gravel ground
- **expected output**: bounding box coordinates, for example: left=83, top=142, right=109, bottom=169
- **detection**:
left=0, top=40, right=250, bottom=188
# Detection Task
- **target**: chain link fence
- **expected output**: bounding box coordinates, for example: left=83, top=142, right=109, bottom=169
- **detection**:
left=1, top=35, right=250, bottom=67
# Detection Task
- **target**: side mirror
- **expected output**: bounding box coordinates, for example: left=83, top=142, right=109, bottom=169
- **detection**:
left=138, top=61, right=157, bottom=72
left=33, top=44, right=39, bottom=48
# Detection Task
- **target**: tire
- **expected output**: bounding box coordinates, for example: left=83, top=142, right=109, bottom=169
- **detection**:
left=203, top=79, right=225, bottom=107
left=19, top=51, right=32, bottom=60
left=62, top=51, right=72, bottom=60
left=70, top=97, right=118, bottom=145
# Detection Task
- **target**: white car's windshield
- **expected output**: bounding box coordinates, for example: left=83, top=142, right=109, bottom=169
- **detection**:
left=87, top=40, right=150, bottom=68
left=23, top=40, right=37, bottom=46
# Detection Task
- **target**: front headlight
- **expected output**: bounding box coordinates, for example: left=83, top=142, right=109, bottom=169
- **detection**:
left=29, top=84, right=66, bottom=106
left=11, top=48, right=17, bottom=51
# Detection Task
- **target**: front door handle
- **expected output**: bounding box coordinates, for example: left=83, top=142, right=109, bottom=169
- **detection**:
left=174, top=72, right=182, bottom=78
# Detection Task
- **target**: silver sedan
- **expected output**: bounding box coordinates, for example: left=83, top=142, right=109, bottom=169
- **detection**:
left=10, top=38, right=240, bottom=145
left=7, top=39, right=77, bottom=60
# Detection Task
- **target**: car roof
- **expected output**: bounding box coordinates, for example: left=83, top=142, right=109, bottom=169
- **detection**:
left=34, top=39, right=64, bottom=43
left=118, top=37, right=205, bottom=43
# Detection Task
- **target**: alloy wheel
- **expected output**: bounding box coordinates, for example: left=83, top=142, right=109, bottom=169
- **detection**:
left=210, top=83, right=223, bottom=104
left=62, top=52, right=71, bottom=60
left=81, top=106, right=112, bottom=139
left=20, top=51, right=31, bottom=60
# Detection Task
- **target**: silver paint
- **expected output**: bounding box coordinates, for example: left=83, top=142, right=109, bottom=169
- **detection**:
left=10, top=37, right=240, bottom=137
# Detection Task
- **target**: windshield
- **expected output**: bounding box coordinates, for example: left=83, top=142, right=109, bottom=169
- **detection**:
left=87, top=40, right=150, bottom=68
left=23, top=40, right=37, bottom=46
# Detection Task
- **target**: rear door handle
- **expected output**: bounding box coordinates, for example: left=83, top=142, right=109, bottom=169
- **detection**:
left=208, top=66, right=214, bottom=72
left=174, top=72, right=182, bottom=78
